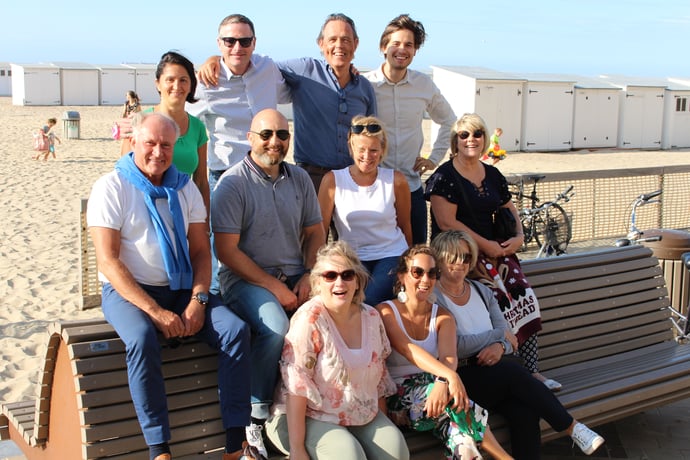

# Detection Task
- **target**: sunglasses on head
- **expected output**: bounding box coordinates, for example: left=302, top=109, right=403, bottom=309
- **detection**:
left=320, top=270, right=357, bottom=282
left=351, top=124, right=382, bottom=135
left=458, top=129, right=485, bottom=140
left=250, top=129, right=290, bottom=141
left=220, top=36, right=254, bottom=48
left=409, top=266, right=440, bottom=280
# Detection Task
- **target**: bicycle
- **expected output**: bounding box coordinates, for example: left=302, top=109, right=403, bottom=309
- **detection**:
left=613, top=189, right=690, bottom=342
left=510, top=175, right=575, bottom=258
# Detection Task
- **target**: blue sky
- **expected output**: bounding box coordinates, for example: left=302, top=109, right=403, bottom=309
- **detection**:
left=3, top=0, right=689, bottom=78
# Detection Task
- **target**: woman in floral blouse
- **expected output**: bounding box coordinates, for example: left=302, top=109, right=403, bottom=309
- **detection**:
left=265, top=241, right=409, bottom=460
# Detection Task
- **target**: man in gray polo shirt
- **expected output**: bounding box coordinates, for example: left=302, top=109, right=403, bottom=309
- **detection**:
left=211, top=108, right=325, bottom=456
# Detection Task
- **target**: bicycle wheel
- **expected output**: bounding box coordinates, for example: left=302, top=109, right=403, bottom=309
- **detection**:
left=534, top=203, right=571, bottom=255
left=520, top=215, right=535, bottom=251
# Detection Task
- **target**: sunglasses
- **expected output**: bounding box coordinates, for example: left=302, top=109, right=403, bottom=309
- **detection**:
left=351, top=124, right=382, bottom=135
left=451, top=253, right=471, bottom=264
left=458, top=129, right=485, bottom=140
left=320, top=270, right=357, bottom=282
left=220, top=36, right=254, bottom=48
left=409, top=266, right=440, bottom=280
left=250, top=129, right=290, bottom=141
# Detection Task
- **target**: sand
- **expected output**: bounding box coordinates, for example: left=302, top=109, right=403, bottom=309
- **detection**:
left=1, top=95, right=690, bottom=406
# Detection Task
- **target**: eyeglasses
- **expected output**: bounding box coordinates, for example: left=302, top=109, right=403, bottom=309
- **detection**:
left=250, top=129, right=290, bottom=141
left=409, top=266, right=440, bottom=280
left=220, top=36, right=254, bottom=48
left=451, top=253, right=471, bottom=264
left=320, top=270, right=357, bottom=282
left=458, top=129, right=485, bottom=140
left=351, top=124, right=382, bottom=135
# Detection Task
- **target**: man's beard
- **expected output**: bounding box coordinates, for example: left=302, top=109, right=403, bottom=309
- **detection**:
left=257, top=149, right=286, bottom=167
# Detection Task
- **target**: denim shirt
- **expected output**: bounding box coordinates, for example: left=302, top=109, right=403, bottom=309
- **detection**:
left=279, top=58, right=377, bottom=170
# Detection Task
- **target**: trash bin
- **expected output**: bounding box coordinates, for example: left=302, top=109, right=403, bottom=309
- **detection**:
left=642, top=228, right=690, bottom=313
left=62, top=111, right=80, bottom=139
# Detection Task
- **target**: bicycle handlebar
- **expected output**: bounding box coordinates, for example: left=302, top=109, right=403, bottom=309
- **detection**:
left=640, top=190, right=662, bottom=202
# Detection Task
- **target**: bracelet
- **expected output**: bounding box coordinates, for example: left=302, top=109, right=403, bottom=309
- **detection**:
left=434, top=376, right=449, bottom=384
left=498, top=341, right=506, bottom=353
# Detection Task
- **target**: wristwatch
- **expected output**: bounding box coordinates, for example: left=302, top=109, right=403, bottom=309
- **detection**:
left=192, top=292, right=209, bottom=307
left=434, top=376, right=449, bottom=384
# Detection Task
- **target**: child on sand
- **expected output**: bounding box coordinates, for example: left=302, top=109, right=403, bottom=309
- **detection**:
left=32, top=118, right=61, bottom=161
left=481, top=127, right=507, bottom=165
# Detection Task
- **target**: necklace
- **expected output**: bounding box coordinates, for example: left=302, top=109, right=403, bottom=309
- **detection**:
left=401, top=303, right=430, bottom=340
left=440, top=279, right=467, bottom=298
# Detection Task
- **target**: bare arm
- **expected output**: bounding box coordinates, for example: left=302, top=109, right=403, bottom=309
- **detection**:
left=286, top=394, right=310, bottom=460
left=393, top=171, right=412, bottom=246
left=198, top=56, right=222, bottom=87
left=317, top=172, right=336, bottom=238
left=215, top=232, right=299, bottom=310
left=292, top=222, right=326, bottom=305
left=192, top=143, right=210, bottom=223
left=90, top=226, right=185, bottom=338
left=497, top=200, right=525, bottom=255
left=179, top=222, right=211, bottom=336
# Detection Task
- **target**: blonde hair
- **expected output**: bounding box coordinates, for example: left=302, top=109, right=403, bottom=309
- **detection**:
left=310, top=241, right=369, bottom=306
left=431, top=230, right=479, bottom=272
left=449, top=113, right=489, bottom=158
left=348, top=115, right=389, bottom=161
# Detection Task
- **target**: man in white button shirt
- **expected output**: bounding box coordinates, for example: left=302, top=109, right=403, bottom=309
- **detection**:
left=365, top=14, right=456, bottom=244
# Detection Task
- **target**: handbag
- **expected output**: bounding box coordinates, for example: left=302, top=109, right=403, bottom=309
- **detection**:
left=493, top=207, right=517, bottom=240
left=33, top=131, right=49, bottom=151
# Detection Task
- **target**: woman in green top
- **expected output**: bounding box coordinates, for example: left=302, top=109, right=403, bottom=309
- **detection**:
left=146, top=51, right=210, bottom=215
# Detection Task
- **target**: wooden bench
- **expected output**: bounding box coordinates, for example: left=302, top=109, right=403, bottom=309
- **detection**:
left=3, top=245, right=690, bottom=458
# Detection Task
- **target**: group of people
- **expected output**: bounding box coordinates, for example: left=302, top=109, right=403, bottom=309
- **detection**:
left=87, top=11, right=606, bottom=460
left=31, top=117, right=61, bottom=161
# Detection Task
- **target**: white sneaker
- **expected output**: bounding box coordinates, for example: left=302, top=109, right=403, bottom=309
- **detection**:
left=571, top=422, right=605, bottom=455
left=543, top=378, right=563, bottom=392
left=245, top=423, right=268, bottom=458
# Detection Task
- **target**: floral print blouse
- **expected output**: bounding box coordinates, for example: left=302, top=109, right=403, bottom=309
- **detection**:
left=274, top=296, right=397, bottom=426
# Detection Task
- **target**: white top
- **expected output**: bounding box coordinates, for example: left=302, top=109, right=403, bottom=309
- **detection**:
left=385, top=301, right=440, bottom=381
left=441, top=284, right=494, bottom=337
left=365, top=65, right=456, bottom=192
left=332, top=167, right=408, bottom=261
left=188, top=54, right=290, bottom=171
left=87, top=170, right=206, bottom=286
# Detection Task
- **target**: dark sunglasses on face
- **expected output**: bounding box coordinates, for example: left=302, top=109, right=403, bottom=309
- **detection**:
left=451, top=253, right=471, bottom=264
left=320, top=270, right=357, bottom=282
left=351, top=124, right=382, bottom=135
left=250, top=129, right=290, bottom=141
left=409, top=266, right=440, bottom=280
left=458, top=129, right=485, bottom=140
left=220, top=36, right=254, bottom=48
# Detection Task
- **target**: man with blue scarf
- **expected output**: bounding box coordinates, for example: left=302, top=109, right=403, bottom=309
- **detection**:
left=87, top=112, right=261, bottom=460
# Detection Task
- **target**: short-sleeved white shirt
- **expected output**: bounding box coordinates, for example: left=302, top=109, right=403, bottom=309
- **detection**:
left=87, top=170, right=206, bottom=286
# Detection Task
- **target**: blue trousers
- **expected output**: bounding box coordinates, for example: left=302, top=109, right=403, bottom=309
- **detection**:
left=102, top=283, right=251, bottom=445
left=362, top=256, right=399, bottom=307
left=209, top=169, right=226, bottom=295
left=222, top=276, right=301, bottom=420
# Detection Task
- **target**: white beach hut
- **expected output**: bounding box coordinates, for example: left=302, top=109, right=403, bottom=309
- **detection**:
left=572, top=77, right=621, bottom=149
left=0, top=62, right=12, bottom=96
left=599, top=75, right=665, bottom=149
left=10, top=63, right=61, bottom=106
left=661, top=78, right=690, bottom=149
left=123, top=64, right=159, bottom=105
left=57, top=62, right=100, bottom=106
left=431, top=66, right=525, bottom=152
left=512, top=73, right=576, bottom=152
left=98, top=64, right=136, bottom=106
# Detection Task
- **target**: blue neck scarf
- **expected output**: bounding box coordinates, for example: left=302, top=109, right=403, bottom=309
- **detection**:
left=115, top=153, right=193, bottom=290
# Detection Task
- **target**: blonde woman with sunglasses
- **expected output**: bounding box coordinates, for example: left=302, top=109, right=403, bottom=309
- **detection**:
left=377, top=245, right=513, bottom=460
left=318, top=115, right=411, bottom=307
left=425, top=113, right=561, bottom=392
left=265, top=241, right=409, bottom=460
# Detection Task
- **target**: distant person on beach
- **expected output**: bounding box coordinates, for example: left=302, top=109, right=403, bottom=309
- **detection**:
left=198, top=13, right=378, bottom=191
left=119, top=91, right=142, bottom=156
left=87, top=112, right=258, bottom=460
left=364, top=14, right=456, bottom=244
left=482, top=127, right=506, bottom=165
left=32, top=117, right=61, bottom=161
left=144, top=51, right=210, bottom=215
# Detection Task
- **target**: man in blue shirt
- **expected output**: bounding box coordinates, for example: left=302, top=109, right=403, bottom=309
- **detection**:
left=199, top=13, right=377, bottom=190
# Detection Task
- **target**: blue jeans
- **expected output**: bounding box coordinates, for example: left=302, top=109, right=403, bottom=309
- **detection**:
left=221, top=277, right=299, bottom=420
left=410, top=187, right=428, bottom=245
left=362, top=256, right=400, bottom=306
left=209, top=169, right=226, bottom=295
left=102, top=283, right=251, bottom=445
